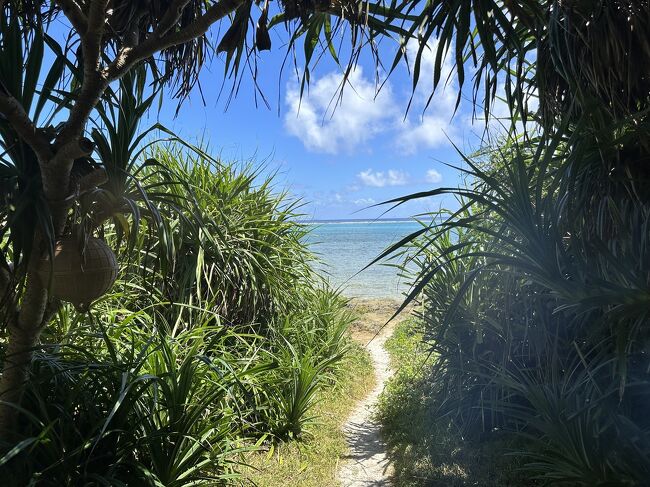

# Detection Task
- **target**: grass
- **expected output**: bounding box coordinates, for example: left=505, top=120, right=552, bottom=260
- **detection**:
left=383, top=315, right=428, bottom=370
left=377, top=319, right=536, bottom=487
left=243, top=340, right=374, bottom=487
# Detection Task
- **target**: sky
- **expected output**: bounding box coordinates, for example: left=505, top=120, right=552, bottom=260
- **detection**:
left=143, top=18, right=507, bottom=221
left=49, top=16, right=502, bottom=221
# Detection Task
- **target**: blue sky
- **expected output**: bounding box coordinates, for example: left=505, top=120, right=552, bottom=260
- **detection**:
left=45, top=18, right=501, bottom=220
left=147, top=27, right=501, bottom=221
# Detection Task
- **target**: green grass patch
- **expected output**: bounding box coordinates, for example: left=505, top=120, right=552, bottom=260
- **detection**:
left=383, top=315, right=428, bottom=370
left=243, top=340, right=374, bottom=487
left=377, top=319, right=535, bottom=487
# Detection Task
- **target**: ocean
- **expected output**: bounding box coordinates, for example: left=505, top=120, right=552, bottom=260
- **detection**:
left=304, top=219, right=423, bottom=299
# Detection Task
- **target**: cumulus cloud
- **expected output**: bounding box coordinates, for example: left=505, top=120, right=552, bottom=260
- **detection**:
left=425, top=169, right=443, bottom=183
left=353, top=197, right=376, bottom=206
left=396, top=115, right=456, bottom=154
left=284, top=67, right=397, bottom=154
left=284, top=39, right=474, bottom=156
left=394, top=39, right=461, bottom=154
left=358, top=169, right=409, bottom=188
left=407, top=39, right=456, bottom=105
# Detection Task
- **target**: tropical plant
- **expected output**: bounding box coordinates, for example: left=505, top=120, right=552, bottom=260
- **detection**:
left=380, top=131, right=650, bottom=484
left=359, top=3, right=650, bottom=484
left=145, top=148, right=316, bottom=328
left=0, top=13, right=359, bottom=475
left=262, top=289, right=353, bottom=440
left=0, top=0, right=411, bottom=439
left=0, top=145, right=356, bottom=483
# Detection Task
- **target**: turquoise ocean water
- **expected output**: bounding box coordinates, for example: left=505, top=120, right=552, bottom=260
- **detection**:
left=304, top=219, right=422, bottom=299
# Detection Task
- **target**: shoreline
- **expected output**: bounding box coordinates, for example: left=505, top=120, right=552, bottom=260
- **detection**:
left=345, top=296, right=412, bottom=348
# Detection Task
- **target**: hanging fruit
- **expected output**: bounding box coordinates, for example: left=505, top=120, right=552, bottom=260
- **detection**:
left=37, top=237, right=118, bottom=311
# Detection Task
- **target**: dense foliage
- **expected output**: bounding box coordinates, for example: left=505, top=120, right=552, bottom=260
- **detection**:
left=391, top=139, right=650, bottom=483
left=388, top=101, right=650, bottom=486
left=0, top=10, right=363, bottom=481
left=377, top=318, right=532, bottom=486
left=1, top=141, right=354, bottom=484
left=0, top=0, right=411, bottom=448
left=383, top=0, right=650, bottom=482
left=2, top=0, right=649, bottom=484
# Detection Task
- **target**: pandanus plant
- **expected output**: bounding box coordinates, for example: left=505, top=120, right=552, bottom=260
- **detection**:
left=371, top=1, right=650, bottom=482
left=0, top=0, right=419, bottom=443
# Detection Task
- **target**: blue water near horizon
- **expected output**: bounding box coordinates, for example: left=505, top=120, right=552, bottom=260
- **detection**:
left=304, top=219, right=423, bottom=299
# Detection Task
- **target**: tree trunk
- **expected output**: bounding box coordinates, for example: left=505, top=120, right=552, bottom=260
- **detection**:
left=0, top=269, right=48, bottom=440
left=0, top=150, right=78, bottom=441
left=0, top=0, right=241, bottom=444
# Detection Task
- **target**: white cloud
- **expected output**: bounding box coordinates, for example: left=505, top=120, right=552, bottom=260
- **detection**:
left=407, top=39, right=456, bottom=106
left=393, top=39, right=463, bottom=154
left=353, top=197, right=376, bottom=206
left=396, top=115, right=456, bottom=154
left=346, top=183, right=361, bottom=192
left=284, top=39, right=474, bottom=156
left=310, top=190, right=376, bottom=208
left=468, top=83, right=541, bottom=140
left=284, top=67, right=397, bottom=154
left=358, top=169, right=409, bottom=188
left=425, top=169, right=443, bottom=183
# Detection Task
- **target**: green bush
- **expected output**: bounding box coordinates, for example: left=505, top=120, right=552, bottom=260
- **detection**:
left=388, top=138, right=650, bottom=485
left=141, top=147, right=315, bottom=328
left=0, top=145, right=354, bottom=485
left=377, top=319, right=535, bottom=487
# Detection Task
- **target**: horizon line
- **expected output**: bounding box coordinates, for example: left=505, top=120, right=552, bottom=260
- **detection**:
left=300, top=217, right=416, bottom=223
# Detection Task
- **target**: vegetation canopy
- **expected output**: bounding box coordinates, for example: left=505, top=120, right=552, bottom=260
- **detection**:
left=0, top=0, right=649, bottom=484
left=0, top=0, right=404, bottom=480
left=0, top=0, right=409, bottom=442
left=375, top=1, right=650, bottom=485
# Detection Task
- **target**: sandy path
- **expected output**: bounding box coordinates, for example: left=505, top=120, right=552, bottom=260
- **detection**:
left=338, top=299, right=406, bottom=487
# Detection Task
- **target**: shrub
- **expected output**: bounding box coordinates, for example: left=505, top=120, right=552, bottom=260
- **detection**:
left=389, top=137, right=650, bottom=485
left=0, top=146, right=353, bottom=484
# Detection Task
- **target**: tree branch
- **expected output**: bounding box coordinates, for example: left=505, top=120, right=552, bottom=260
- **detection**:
left=38, top=137, right=95, bottom=212
left=154, top=0, right=193, bottom=38
left=0, top=93, right=52, bottom=162
left=54, top=0, right=88, bottom=33
left=57, top=0, right=242, bottom=146
left=0, top=268, right=8, bottom=299
left=0, top=269, right=47, bottom=439
left=54, top=0, right=109, bottom=145
left=84, top=0, right=109, bottom=77
left=0, top=257, right=10, bottom=306
left=54, top=71, right=108, bottom=146
left=79, top=0, right=110, bottom=122
left=105, top=0, right=245, bottom=81
left=0, top=252, right=15, bottom=325
left=51, top=137, right=95, bottom=167
left=78, top=167, right=108, bottom=194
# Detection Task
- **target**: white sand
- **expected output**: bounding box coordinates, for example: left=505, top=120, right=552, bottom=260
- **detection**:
left=338, top=299, right=406, bottom=487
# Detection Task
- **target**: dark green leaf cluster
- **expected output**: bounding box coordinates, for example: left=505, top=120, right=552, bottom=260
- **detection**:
left=376, top=2, right=650, bottom=484
left=0, top=30, right=355, bottom=482
left=387, top=132, right=650, bottom=483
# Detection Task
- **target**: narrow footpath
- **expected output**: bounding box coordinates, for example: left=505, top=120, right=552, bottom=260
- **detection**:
left=338, top=300, right=406, bottom=487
